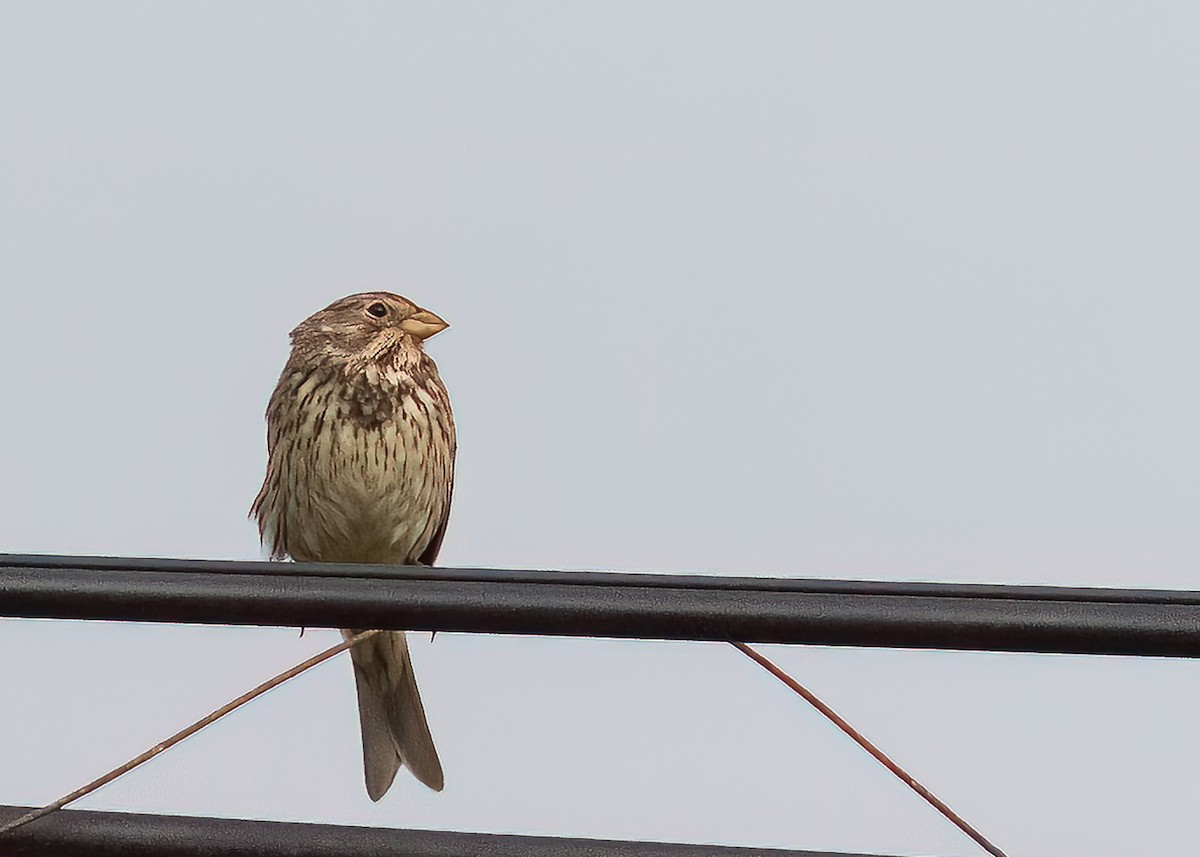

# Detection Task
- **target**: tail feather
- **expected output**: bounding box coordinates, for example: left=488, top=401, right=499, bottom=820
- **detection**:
left=345, top=630, right=444, bottom=799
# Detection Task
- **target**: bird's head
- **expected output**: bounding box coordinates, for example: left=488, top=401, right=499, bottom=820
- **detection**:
left=290, top=292, right=448, bottom=366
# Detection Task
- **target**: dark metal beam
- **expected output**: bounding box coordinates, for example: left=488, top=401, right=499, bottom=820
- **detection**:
left=3, top=554, right=1200, bottom=656
left=0, top=806, right=883, bottom=857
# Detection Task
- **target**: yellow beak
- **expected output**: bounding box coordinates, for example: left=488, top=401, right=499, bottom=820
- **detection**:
left=399, top=309, right=449, bottom=340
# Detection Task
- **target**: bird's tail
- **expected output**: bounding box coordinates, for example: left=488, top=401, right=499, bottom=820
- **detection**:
left=344, top=629, right=444, bottom=800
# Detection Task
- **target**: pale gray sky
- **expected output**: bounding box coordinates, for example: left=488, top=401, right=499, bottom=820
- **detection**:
left=2, top=3, right=1198, bottom=855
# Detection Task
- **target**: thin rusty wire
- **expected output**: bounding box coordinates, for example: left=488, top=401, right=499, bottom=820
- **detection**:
left=0, top=630, right=380, bottom=837
left=730, top=642, right=1007, bottom=857
left=2, top=628, right=1008, bottom=857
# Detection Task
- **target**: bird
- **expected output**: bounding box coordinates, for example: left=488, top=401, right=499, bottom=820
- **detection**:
left=251, top=291, right=455, bottom=800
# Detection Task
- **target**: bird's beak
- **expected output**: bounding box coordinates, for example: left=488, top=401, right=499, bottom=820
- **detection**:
left=400, top=309, right=449, bottom=340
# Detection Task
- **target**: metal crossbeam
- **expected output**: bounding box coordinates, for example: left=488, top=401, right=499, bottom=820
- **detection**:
left=0, top=806, right=883, bottom=857
left=3, top=554, right=1200, bottom=656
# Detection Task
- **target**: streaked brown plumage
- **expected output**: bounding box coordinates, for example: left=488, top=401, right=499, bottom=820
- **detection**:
left=251, top=291, right=455, bottom=800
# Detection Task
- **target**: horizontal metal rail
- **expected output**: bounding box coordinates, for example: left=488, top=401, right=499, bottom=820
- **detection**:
left=3, top=554, right=1200, bottom=656
left=0, top=806, right=882, bottom=857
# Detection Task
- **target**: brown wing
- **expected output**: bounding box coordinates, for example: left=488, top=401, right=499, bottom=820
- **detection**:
left=417, top=483, right=453, bottom=567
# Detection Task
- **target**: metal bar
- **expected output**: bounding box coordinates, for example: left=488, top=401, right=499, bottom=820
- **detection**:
left=0, top=806, right=882, bottom=857
left=7, top=553, right=1200, bottom=603
left=3, top=554, right=1200, bottom=656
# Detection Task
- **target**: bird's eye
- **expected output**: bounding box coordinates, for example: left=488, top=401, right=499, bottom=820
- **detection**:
left=366, top=302, right=388, bottom=318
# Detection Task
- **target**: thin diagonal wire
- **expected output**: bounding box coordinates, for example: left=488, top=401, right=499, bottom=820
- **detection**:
left=0, top=630, right=380, bottom=837
left=730, top=642, right=1007, bottom=857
